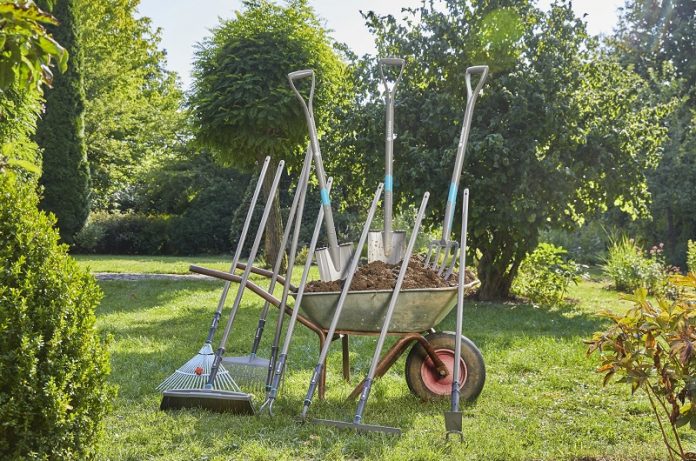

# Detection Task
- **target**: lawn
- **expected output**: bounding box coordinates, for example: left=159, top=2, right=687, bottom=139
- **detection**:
left=88, top=255, right=680, bottom=460
left=74, top=254, right=234, bottom=274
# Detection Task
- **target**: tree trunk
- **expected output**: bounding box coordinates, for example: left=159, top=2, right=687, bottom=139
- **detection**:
left=476, top=238, right=529, bottom=301
left=260, top=156, right=286, bottom=272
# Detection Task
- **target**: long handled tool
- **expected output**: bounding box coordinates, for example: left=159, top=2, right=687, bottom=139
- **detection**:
left=156, top=156, right=271, bottom=392
left=369, top=57, right=407, bottom=265
left=223, top=145, right=312, bottom=392
left=445, top=188, right=470, bottom=441
left=288, top=69, right=353, bottom=282
left=259, top=178, right=333, bottom=416
left=312, top=192, right=430, bottom=436
left=160, top=161, right=285, bottom=414
left=261, top=145, right=314, bottom=395
left=299, top=182, right=384, bottom=420
left=425, top=65, right=488, bottom=275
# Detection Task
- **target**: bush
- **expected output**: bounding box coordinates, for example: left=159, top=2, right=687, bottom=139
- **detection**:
left=688, top=240, right=696, bottom=274
left=512, top=243, right=583, bottom=306
left=587, top=274, right=696, bottom=460
left=74, top=212, right=170, bottom=254
left=540, top=221, right=608, bottom=265
left=0, top=173, right=112, bottom=459
left=603, top=236, right=675, bottom=295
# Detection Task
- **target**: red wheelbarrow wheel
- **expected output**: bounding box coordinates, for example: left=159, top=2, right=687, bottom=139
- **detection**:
left=405, top=331, right=485, bottom=401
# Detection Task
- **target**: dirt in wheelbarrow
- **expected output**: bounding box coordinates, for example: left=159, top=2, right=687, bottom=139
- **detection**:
left=305, top=255, right=477, bottom=292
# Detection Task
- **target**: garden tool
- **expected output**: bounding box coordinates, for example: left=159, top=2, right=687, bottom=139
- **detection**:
left=156, top=156, right=271, bottom=393
left=222, top=145, right=312, bottom=393
left=445, top=188, right=469, bottom=442
left=298, top=182, right=384, bottom=420
left=368, top=57, right=407, bottom=265
left=425, top=65, right=488, bottom=275
left=259, top=178, right=333, bottom=416
left=311, top=192, right=429, bottom=436
left=288, top=69, right=353, bottom=282
left=160, top=160, right=285, bottom=414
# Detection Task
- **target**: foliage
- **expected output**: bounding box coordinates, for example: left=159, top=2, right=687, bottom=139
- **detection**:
left=539, top=221, right=609, bottom=265
left=603, top=236, right=677, bottom=296
left=688, top=240, right=696, bottom=274
left=0, top=0, right=67, bottom=93
left=586, top=274, right=696, bottom=461
left=74, top=211, right=170, bottom=255
left=512, top=243, right=583, bottom=306
left=612, top=0, right=696, bottom=268
left=0, top=173, right=112, bottom=460
left=336, top=0, right=670, bottom=300
left=35, top=0, right=90, bottom=244
left=76, top=0, right=184, bottom=210
left=190, top=0, right=349, bottom=267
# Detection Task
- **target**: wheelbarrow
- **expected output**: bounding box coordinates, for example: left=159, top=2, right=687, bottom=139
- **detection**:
left=189, top=262, right=484, bottom=402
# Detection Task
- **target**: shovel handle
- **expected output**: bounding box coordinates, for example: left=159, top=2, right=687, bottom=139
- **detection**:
left=379, top=57, right=406, bottom=253
left=288, top=69, right=341, bottom=262
left=441, top=65, right=488, bottom=239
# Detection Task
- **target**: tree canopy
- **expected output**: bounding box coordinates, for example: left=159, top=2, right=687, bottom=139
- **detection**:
left=189, top=0, right=347, bottom=171
left=332, top=0, right=671, bottom=299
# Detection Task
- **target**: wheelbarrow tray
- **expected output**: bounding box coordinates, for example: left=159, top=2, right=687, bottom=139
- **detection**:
left=293, top=283, right=477, bottom=333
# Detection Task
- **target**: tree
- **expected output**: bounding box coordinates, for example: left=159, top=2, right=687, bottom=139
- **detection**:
left=189, top=0, right=348, bottom=268
left=339, top=0, right=670, bottom=299
left=76, top=0, right=184, bottom=211
left=35, top=0, right=90, bottom=244
left=0, top=0, right=66, bottom=175
left=612, top=0, right=696, bottom=267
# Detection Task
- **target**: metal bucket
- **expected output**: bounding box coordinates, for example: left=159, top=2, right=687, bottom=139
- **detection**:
left=292, top=284, right=476, bottom=333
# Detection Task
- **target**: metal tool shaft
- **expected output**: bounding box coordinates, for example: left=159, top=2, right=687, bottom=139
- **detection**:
left=259, top=179, right=333, bottom=415
left=379, top=57, right=405, bottom=256
left=204, top=157, right=270, bottom=345
left=250, top=145, right=311, bottom=364
left=301, top=182, right=384, bottom=419
left=206, top=161, right=285, bottom=388
left=441, top=66, right=488, bottom=240
left=451, top=188, right=469, bottom=412
left=288, top=69, right=341, bottom=267
left=354, top=192, right=429, bottom=424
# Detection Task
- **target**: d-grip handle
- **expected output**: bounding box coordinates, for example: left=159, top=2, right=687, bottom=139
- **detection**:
left=288, top=69, right=315, bottom=113
left=465, top=65, right=489, bottom=99
left=378, top=57, right=406, bottom=67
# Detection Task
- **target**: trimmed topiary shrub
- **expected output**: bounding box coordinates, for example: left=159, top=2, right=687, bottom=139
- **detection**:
left=0, top=173, right=112, bottom=459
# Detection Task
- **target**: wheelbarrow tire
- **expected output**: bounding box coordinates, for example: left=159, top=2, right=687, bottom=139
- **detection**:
left=404, top=331, right=485, bottom=401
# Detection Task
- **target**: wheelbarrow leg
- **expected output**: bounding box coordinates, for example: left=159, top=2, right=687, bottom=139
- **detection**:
left=342, top=334, right=350, bottom=382
left=347, top=333, right=420, bottom=400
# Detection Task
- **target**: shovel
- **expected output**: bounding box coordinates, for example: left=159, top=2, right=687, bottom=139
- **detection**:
left=288, top=69, right=353, bottom=282
left=445, top=188, right=469, bottom=441
left=425, top=65, right=488, bottom=275
left=368, top=57, right=407, bottom=264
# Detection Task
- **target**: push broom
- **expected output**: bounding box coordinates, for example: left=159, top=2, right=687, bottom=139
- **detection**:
left=156, top=156, right=271, bottom=392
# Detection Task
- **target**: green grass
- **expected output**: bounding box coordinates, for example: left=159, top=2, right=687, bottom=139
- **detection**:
left=74, top=254, right=234, bottom=274
left=93, top=260, right=686, bottom=460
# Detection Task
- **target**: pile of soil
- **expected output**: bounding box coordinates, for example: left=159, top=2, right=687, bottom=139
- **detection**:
left=305, top=255, right=477, bottom=292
